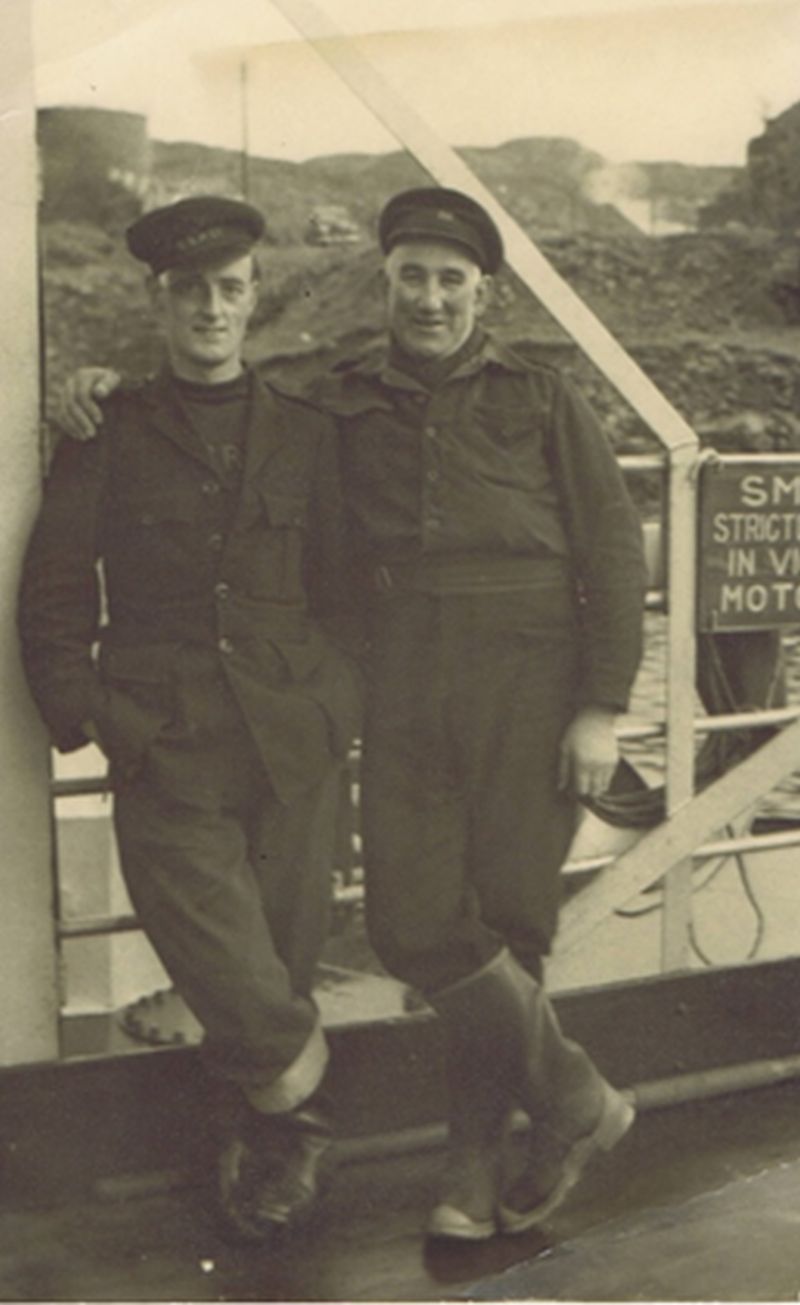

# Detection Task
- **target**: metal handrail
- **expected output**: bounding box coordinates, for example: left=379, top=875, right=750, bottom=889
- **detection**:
left=618, top=453, right=668, bottom=472
left=57, top=822, right=800, bottom=940
left=565, top=823, right=800, bottom=878
left=51, top=705, right=800, bottom=801
left=619, top=704, right=800, bottom=742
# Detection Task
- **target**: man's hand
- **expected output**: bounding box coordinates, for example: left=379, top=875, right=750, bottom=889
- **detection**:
left=56, top=367, right=121, bottom=440
left=558, top=706, right=619, bottom=798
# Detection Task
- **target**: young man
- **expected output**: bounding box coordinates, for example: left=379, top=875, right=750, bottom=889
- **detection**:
left=56, top=186, right=647, bottom=1243
left=19, top=196, right=363, bottom=1243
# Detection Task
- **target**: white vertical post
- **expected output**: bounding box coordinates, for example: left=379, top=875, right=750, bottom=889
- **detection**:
left=661, top=447, right=700, bottom=969
left=0, top=0, right=61, bottom=1064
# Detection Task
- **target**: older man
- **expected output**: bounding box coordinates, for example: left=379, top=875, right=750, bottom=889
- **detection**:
left=56, top=186, right=647, bottom=1243
left=19, top=196, right=362, bottom=1243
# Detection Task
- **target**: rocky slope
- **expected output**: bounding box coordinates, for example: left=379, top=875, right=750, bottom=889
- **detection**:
left=39, top=110, right=800, bottom=494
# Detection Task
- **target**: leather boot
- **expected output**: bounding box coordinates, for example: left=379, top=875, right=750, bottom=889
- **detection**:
left=218, top=1089, right=333, bottom=1242
left=426, top=1025, right=513, bottom=1241
left=431, top=949, right=634, bottom=1235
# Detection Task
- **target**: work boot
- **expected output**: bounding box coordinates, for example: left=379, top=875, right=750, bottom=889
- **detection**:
left=217, top=1090, right=333, bottom=1243
left=497, top=1079, right=635, bottom=1234
left=431, top=948, right=634, bottom=1234
left=426, top=1029, right=513, bottom=1241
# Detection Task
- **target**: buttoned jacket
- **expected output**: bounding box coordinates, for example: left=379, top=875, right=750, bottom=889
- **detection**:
left=314, top=332, right=647, bottom=712
left=19, top=369, right=363, bottom=802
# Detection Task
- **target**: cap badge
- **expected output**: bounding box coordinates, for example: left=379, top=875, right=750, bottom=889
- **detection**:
left=174, top=225, right=227, bottom=254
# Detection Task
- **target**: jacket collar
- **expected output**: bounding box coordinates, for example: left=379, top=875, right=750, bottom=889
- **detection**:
left=240, top=371, right=287, bottom=485
left=337, top=329, right=529, bottom=392
left=139, top=365, right=285, bottom=481
left=138, top=367, right=217, bottom=473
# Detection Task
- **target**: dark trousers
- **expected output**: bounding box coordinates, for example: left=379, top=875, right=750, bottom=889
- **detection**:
left=361, top=583, right=582, bottom=992
left=112, top=668, right=339, bottom=1103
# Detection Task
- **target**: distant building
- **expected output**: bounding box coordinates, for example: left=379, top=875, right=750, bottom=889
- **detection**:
left=38, top=107, right=149, bottom=226
left=304, top=205, right=361, bottom=246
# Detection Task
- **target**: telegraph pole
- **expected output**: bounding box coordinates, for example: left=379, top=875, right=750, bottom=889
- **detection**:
left=239, top=59, right=250, bottom=199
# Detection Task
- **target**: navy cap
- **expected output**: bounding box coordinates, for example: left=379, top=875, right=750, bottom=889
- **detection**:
left=126, top=196, right=265, bottom=274
left=378, top=187, right=504, bottom=274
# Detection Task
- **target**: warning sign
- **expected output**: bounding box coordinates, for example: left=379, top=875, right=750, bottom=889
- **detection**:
left=698, top=460, right=800, bottom=631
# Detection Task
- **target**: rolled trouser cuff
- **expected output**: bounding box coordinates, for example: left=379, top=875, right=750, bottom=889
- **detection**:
left=243, top=1020, right=329, bottom=1115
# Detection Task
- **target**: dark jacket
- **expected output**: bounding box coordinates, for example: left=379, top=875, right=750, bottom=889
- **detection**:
left=18, top=369, right=363, bottom=803
left=314, top=332, right=648, bottom=712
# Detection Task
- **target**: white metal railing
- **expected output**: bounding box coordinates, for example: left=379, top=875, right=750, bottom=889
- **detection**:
left=53, top=454, right=800, bottom=960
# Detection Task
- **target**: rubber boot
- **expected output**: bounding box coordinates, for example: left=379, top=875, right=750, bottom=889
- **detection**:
left=426, top=1025, right=513, bottom=1241
left=431, top=948, right=634, bottom=1235
left=498, top=1076, right=634, bottom=1234
left=218, top=1087, right=334, bottom=1243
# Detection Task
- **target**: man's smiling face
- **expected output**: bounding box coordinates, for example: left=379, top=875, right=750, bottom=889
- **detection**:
left=384, top=241, right=490, bottom=361
left=150, top=252, right=258, bottom=383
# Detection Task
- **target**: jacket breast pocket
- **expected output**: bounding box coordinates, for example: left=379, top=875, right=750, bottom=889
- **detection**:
left=237, top=489, right=311, bottom=601
left=473, top=404, right=535, bottom=448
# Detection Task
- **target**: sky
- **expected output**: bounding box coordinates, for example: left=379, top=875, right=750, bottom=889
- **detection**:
left=31, top=0, right=800, bottom=167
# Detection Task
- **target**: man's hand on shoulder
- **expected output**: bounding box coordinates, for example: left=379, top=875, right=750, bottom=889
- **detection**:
left=56, top=367, right=122, bottom=441
left=558, top=705, right=619, bottom=799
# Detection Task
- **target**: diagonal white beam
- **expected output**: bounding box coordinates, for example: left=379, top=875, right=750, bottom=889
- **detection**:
left=555, top=717, right=800, bottom=957
left=269, top=0, right=698, bottom=456
left=268, top=0, right=724, bottom=974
